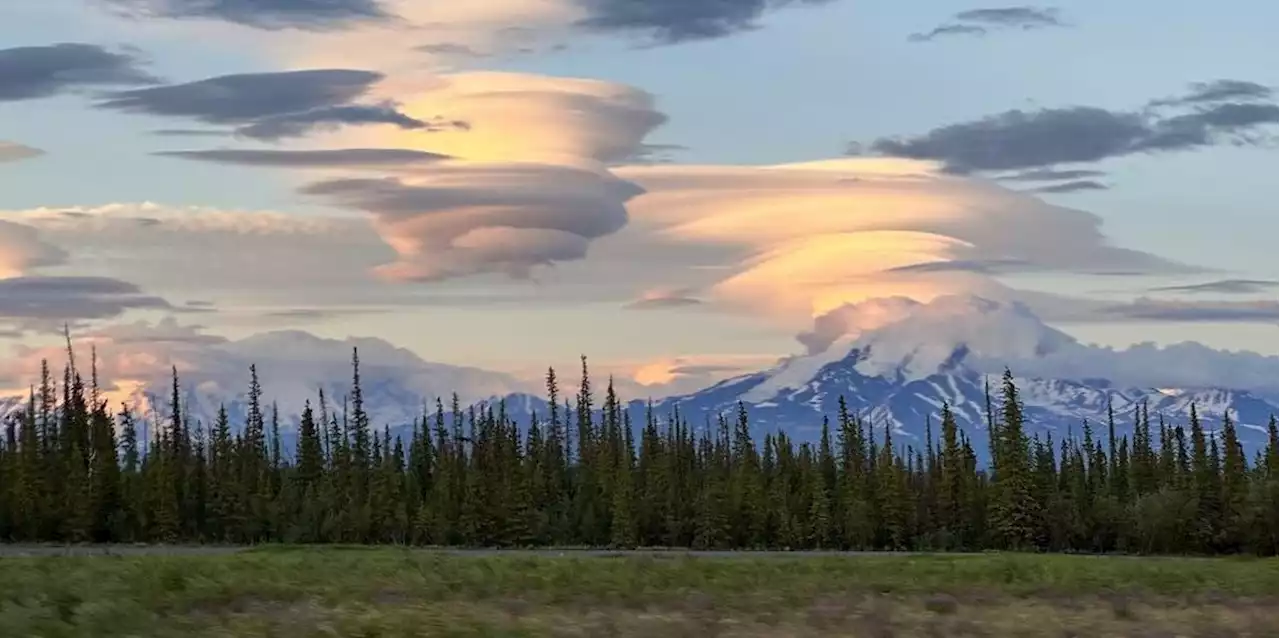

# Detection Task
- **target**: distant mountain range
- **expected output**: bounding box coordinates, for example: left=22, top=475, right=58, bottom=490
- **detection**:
left=2, top=296, right=1275, bottom=458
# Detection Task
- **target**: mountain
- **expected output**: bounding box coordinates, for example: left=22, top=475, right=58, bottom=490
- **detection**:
left=639, top=296, right=1278, bottom=454
left=2, top=296, right=1274, bottom=459
left=1, top=329, right=535, bottom=437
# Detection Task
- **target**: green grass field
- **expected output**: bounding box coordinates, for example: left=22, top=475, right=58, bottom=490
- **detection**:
left=0, top=548, right=1274, bottom=637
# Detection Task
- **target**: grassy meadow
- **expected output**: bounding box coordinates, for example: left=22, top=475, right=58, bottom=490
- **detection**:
left=0, top=547, right=1274, bottom=637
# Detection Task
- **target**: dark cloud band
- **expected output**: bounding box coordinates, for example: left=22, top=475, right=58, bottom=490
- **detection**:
left=101, top=0, right=392, bottom=31
left=909, top=5, right=1065, bottom=42
left=154, top=148, right=452, bottom=166
left=96, top=69, right=434, bottom=140
left=0, top=43, right=157, bottom=101
left=863, top=80, right=1277, bottom=173
left=576, top=0, right=834, bottom=44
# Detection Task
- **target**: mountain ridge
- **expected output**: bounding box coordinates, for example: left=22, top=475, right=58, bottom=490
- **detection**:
left=1, top=296, right=1274, bottom=458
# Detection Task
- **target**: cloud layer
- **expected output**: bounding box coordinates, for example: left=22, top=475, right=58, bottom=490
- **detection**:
left=102, top=0, right=393, bottom=30
left=608, top=158, right=1191, bottom=328
left=910, top=5, right=1065, bottom=42
left=864, top=80, right=1278, bottom=174
left=282, top=72, right=666, bottom=280
left=576, top=0, right=833, bottom=44
left=97, top=69, right=434, bottom=140
left=0, top=43, right=158, bottom=101
left=99, top=0, right=841, bottom=48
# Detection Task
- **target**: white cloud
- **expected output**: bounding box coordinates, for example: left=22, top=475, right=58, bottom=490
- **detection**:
left=602, top=158, right=1194, bottom=332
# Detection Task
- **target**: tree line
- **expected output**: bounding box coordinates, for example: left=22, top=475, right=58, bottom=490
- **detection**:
left=0, top=345, right=1275, bottom=555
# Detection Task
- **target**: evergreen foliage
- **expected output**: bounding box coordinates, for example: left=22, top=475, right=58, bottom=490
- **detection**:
left=0, top=347, right=1273, bottom=555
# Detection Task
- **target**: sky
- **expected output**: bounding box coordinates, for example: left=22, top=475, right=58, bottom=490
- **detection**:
left=0, top=0, right=1276, bottom=394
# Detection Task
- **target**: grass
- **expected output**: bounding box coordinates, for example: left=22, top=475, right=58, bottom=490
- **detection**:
left=0, top=548, right=1274, bottom=637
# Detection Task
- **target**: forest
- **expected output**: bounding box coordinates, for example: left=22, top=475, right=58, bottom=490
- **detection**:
left=0, top=346, right=1275, bottom=555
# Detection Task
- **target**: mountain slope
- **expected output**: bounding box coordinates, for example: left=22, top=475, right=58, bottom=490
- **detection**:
left=2, top=296, right=1274, bottom=460
left=649, top=296, right=1277, bottom=454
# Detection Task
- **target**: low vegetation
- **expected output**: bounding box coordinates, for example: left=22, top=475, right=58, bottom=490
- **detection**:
left=0, top=549, right=1274, bottom=637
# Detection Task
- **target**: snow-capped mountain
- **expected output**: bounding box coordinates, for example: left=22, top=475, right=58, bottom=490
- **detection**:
left=2, top=296, right=1275, bottom=458
left=642, top=296, right=1278, bottom=453
left=0, top=328, right=535, bottom=434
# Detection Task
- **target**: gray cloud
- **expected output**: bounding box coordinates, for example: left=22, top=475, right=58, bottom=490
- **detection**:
left=96, top=69, right=429, bottom=140
left=97, top=69, right=379, bottom=120
left=994, top=167, right=1106, bottom=182
left=1029, top=179, right=1108, bottom=194
left=956, top=6, right=1063, bottom=27
left=150, top=128, right=232, bottom=137
left=0, top=276, right=171, bottom=332
left=1100, top=298, right=1278, bottom=323
left=100, top=0, right=392, bottom=31
left=620, top=142, right=689, bottom=165
left=866, top=81, right=1278, bottom=172
left=0, top=141, right=44, bottom=163
left=1149, top=279, right=1278, bottom=295
left=869, top=107, right=1150, bottom=172
left=155, top=148, right=452, bottom=166
left=233, top=104, right=461, bottom=140
left=908, top=24, right=987, bottom=42
left=909, top=6, right=1064, bottom=42
left=0, top=43, right=158, bottom=101
left=576, top=0, right=833, bottom=44
left=1149, top=79, right=1275, bottom=108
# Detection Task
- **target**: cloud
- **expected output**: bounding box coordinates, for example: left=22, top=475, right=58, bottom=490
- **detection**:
left=1149, top=79, right=1275, bottom=108
left=329, top=72, right=667, bottom=164
left=955, top=6, right=1063, bottom=28
left=96, top=69, right=429, bottom=140
left=909, top=5, right=1065, bottom=42
left=865, top=81, right=1277, bottom=172
left=234, top=104, right=462, bottom=141
left=608, top=158, right=1191, bottom=331
left=269, top=73, right=668, bottom=282
left=0, top=276, right=171, bottom=333
left=150, top=128, right=233, bottom=137
left=0, top=142, right=44, bottom=163
left=0, top=203, right=393, bottom=305
left=884, top=258, right=1030, bottom=275
left=301, top=163, right=641, bottom=281
left=908, top=24, right=988, bottom=42
left=626, top=354, right=778, bottom=396
left=100, top=0, right=393, bottom=31
left=0, top=43, right=158, bottom=101
left=0, top=320, right=531, bottom=419
left=624, top=287, right=704, bottom=309
left=869, top=107, right=1151, bottom=172
left=1149, top=279, right=1278, bottom=295
left=0, top=221, right=68, bottom=278
left=154, top=148, right=452, bottom=166
left=260, top=307, right=385, bottom=320
left=1099, top=298, right=1278, bottom=323
left=1029, top=180, right=1108, bottom=193
left=994, top=168, right=1106, bottom=182
left=575, top=0, right=833, bottom=44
